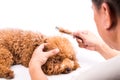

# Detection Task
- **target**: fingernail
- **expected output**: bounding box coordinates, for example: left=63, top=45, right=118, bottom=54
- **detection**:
left=55, top=48, right=59, bottom=53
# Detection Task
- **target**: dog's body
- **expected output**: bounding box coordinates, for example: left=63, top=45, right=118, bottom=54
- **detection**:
left=0, top=29, right=79, bottom=79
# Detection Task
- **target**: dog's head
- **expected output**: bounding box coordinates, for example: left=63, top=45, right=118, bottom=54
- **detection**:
left=41, top=36, right=79, bottom=75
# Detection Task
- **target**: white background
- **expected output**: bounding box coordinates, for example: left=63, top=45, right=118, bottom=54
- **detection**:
left=0, top=0, right=97, bottom=34
left=0, top=0, right=105, bottom=80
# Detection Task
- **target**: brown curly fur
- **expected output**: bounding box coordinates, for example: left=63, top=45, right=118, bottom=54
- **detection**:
left=0, top=29, right=79, bottom=79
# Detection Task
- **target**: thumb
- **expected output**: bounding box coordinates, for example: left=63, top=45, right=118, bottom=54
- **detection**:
left=35, top=43, right=48, bottom=52
left=46, top=48, right=59, bottom=58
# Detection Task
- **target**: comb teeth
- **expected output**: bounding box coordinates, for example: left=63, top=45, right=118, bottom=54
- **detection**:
left=55, top=26, right=59, bottom=30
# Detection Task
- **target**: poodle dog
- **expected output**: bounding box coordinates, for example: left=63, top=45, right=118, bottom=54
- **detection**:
left=0, top=29, right=79, bottom=79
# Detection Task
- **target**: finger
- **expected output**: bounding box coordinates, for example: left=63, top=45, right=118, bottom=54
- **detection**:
left=78, top=43, right=84, bottom=48
left=73, top=32, right=84, bottom=43
left=81, top=30, right=88, bottom=34
left=76, top=38, right=83, bottom=43
left=73, top=31, right=80, bottom=37
left=85, top=46, right=95, bottom=51
left=46, top=48, right=59, bottom=58
left=77, top=39, right=85, bottom=48
left=73, top=31, right=84, bottom=40
left=36, top=43, right=47, bottom=52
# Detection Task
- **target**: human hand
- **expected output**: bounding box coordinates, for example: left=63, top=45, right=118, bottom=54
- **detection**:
left=29, top=43, right=59, bottom=67
left=73, top=30, right=102, bottom=51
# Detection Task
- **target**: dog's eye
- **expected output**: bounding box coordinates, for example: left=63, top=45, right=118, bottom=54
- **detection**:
left=58, top=58, right=62, bottom=61
left=48, top=68, right=52, bottom=70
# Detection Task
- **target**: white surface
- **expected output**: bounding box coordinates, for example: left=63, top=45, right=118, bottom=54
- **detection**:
left=0, top=0, right=106, bottom=80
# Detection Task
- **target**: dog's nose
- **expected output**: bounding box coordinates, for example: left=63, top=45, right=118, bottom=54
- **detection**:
left=64, top=67, right=71, bottom=73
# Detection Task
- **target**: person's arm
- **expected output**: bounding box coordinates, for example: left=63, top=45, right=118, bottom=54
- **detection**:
left=29, top=63, right=47, bottom=80
left=96, top=41, right=120, bottom=59
left=29, top=43, right=59, bottom=80
left=73, top=30, right=120, bottom=59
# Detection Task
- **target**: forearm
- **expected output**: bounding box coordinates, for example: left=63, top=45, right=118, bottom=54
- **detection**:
left=96, top=42, right=120, bottom=59
left=29, top=64, right=48, bottom=80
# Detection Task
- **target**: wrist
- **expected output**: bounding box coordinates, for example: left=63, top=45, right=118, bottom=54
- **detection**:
left=29, top=63, right=47, bottom=80
left=95, top=41, right=105, bottom=52
left=95, top=39, right=105, bottom=52
left=95, top=41, right=119, bottom=59
left=29, top=60, right=42, bottom=69
left=29, top=62, right=42, bottom=73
